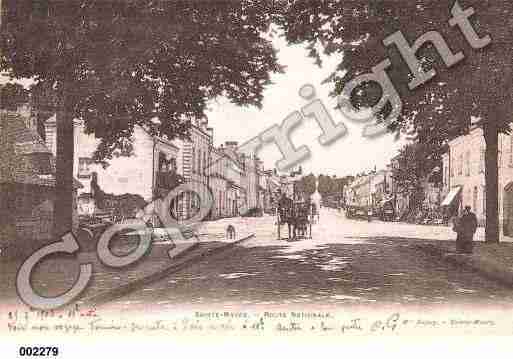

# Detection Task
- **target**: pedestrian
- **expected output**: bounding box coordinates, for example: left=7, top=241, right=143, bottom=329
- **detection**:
left=310, top=202, right=317, bottom=224
left=455, top=205, right=478, bottom=254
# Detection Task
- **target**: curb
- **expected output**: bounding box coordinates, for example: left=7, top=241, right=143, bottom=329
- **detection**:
left=413, top=242, right=513, bottom=288
left=83, top=233, right=256, bottom=307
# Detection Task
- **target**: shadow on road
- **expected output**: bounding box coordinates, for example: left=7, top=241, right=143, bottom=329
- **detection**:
left=109, top=236, right=513, bottom=309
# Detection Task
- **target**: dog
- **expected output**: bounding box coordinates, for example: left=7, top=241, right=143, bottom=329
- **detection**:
left=226, top=224, right=236, bottom=239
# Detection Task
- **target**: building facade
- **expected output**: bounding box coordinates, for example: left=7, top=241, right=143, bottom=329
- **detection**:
left=175, top=119, right=213, bottom=220
left=1, top=109, right=80, bottom=246
left=44, top=117, right=182, bottom=220
left=42, top=111, right=267, bottom=224
left=442, top=125, right=513, bottom=232
left=348, top=175, right=372, bottom=207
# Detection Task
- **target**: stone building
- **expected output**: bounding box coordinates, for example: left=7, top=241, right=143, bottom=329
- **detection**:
left=442, top=124, right=513, bottom=232
left=209, top=146, right=230, bottom=219
left=0, top=109, right=81, bottom=248
left=44, top=116, right=182, bottom=222
left=174, top=119, right=213, bottom=220
left=219, top=141, right=247, bottom=216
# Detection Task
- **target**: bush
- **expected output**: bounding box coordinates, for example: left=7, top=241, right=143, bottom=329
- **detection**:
left=241, top=207, right=263, bottom=217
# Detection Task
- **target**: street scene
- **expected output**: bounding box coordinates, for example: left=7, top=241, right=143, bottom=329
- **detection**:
left=101, top=208, right=513, bottom=311
left=3, top=0, right=513, bottom=347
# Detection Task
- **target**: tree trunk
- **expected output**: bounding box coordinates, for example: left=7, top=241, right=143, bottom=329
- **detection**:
left=484, top=123, right=500, bottom=243
left=53, top=92, right=75, bottom=238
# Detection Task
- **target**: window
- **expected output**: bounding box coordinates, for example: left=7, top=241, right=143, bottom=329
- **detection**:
left=473, top=186, right=478, bottom=212
left=482, top=185, right=486, bottom=217
left=78, top=157, right=93, bottom=179
left=32, top=0, right=49, bottom=18
left=465, top=151, right=471, bottom=176
left=191, top=147, right=196, bottom=173
left=458, top=154, right=463, bottom=175
left=198, top=149, right=202, bottom=175
left=510, top=136, right=513, bottom=166
left=479, top=148, right=485, bottom=173
left=158, top=152, right=175, bottom=173
left=203, top=152, right=207, bottom=175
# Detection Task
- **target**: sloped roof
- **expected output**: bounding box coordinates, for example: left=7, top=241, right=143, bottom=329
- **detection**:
left=0, top=111, right=82, bottom=188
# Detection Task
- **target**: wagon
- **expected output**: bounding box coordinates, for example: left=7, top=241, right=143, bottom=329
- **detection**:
left=276, top=199, right=315, bottom=240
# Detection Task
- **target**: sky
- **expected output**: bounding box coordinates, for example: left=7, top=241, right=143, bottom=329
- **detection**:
left=1, top=33, right=405, bottom=178
left=205, top=33, right=405, bottom=178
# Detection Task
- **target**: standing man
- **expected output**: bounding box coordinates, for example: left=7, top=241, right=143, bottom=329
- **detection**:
left=455, top=206, right=478, bottom=254
left=277, top=191, right=293, bottom=240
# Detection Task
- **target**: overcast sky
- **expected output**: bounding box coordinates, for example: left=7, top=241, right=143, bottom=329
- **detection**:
left=206, top=34, right=405, bottom=177
left=1, top=33, right=405, bottom=178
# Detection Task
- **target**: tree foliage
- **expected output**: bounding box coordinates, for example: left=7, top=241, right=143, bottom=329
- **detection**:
left=392, top=143, right=441, bottom=204
left=1, top=0, right=283, bottom=162
left=277, top=0, right=511, bottom=130
left=277, top=0, right=512, bottom=241
left=1, top=0, right=283, bottom=235
left=295, top=172, right=317, bottom=198
left=316, top=174, right=353, bottom=200
left=0, top=82, right=29, bottom=110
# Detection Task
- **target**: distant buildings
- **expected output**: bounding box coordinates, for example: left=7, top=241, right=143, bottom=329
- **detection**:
left=345, top=169, right=393, bottom=209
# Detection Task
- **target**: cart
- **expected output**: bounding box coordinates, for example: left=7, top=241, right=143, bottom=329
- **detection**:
left=276, top=199, right=314, bottom=241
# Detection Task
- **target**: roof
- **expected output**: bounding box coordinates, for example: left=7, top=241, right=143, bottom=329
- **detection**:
left=0, top=111, right=82, bottom=188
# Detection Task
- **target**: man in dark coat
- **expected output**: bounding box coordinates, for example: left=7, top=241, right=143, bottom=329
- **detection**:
left=455, top=206, right=478, bottom=254
left=277, top=192, right=294, bottom=240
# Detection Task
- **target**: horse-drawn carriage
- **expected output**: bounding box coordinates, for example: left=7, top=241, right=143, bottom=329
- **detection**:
left=276, top=197, right=316, bottom=240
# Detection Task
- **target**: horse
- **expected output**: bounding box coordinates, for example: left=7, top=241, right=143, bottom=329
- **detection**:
left=278, top=196, right=296, bottom=240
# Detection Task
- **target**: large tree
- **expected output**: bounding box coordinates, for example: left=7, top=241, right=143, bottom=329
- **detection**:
left=295, top=172, right=317, bottom=198
left=277, top=0, right=512, bottom=242
left=1, top=0, right=282, bottom=236
left=392, top=143, right=442, bottom=213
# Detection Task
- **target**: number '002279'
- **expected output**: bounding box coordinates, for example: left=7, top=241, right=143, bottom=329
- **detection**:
left=19, top=346, right=59, bottom=356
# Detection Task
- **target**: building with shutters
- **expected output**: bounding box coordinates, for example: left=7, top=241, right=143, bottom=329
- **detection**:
left=442, top=124, right=513, bottom=233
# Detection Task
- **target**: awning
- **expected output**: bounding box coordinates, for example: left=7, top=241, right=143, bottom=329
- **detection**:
left=441, top=186, right=462, bottom=207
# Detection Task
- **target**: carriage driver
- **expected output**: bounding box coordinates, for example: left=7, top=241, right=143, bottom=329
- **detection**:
left=277, top=190, right=294, bottom=240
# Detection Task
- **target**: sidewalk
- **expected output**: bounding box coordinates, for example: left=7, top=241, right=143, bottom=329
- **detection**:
left=330, top=208, right=513, bottom=288
left=413, top=239, right=513, bottom=288
left=0, top=217, right=256, bottom=310
left=332, top=208, right=513, bottom=243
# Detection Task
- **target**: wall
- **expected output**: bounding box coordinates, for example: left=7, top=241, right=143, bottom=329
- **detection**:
left=179, top=122, right=212, bottom=219
left=76, top=125, right=155, bottom=202
left=444, top=125, right=513, bottom=227
left=45, top=119, right=160, bottom=203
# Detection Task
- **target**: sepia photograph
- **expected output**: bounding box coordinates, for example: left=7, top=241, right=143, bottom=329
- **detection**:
left=1, top=0, right=513, bottom=356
